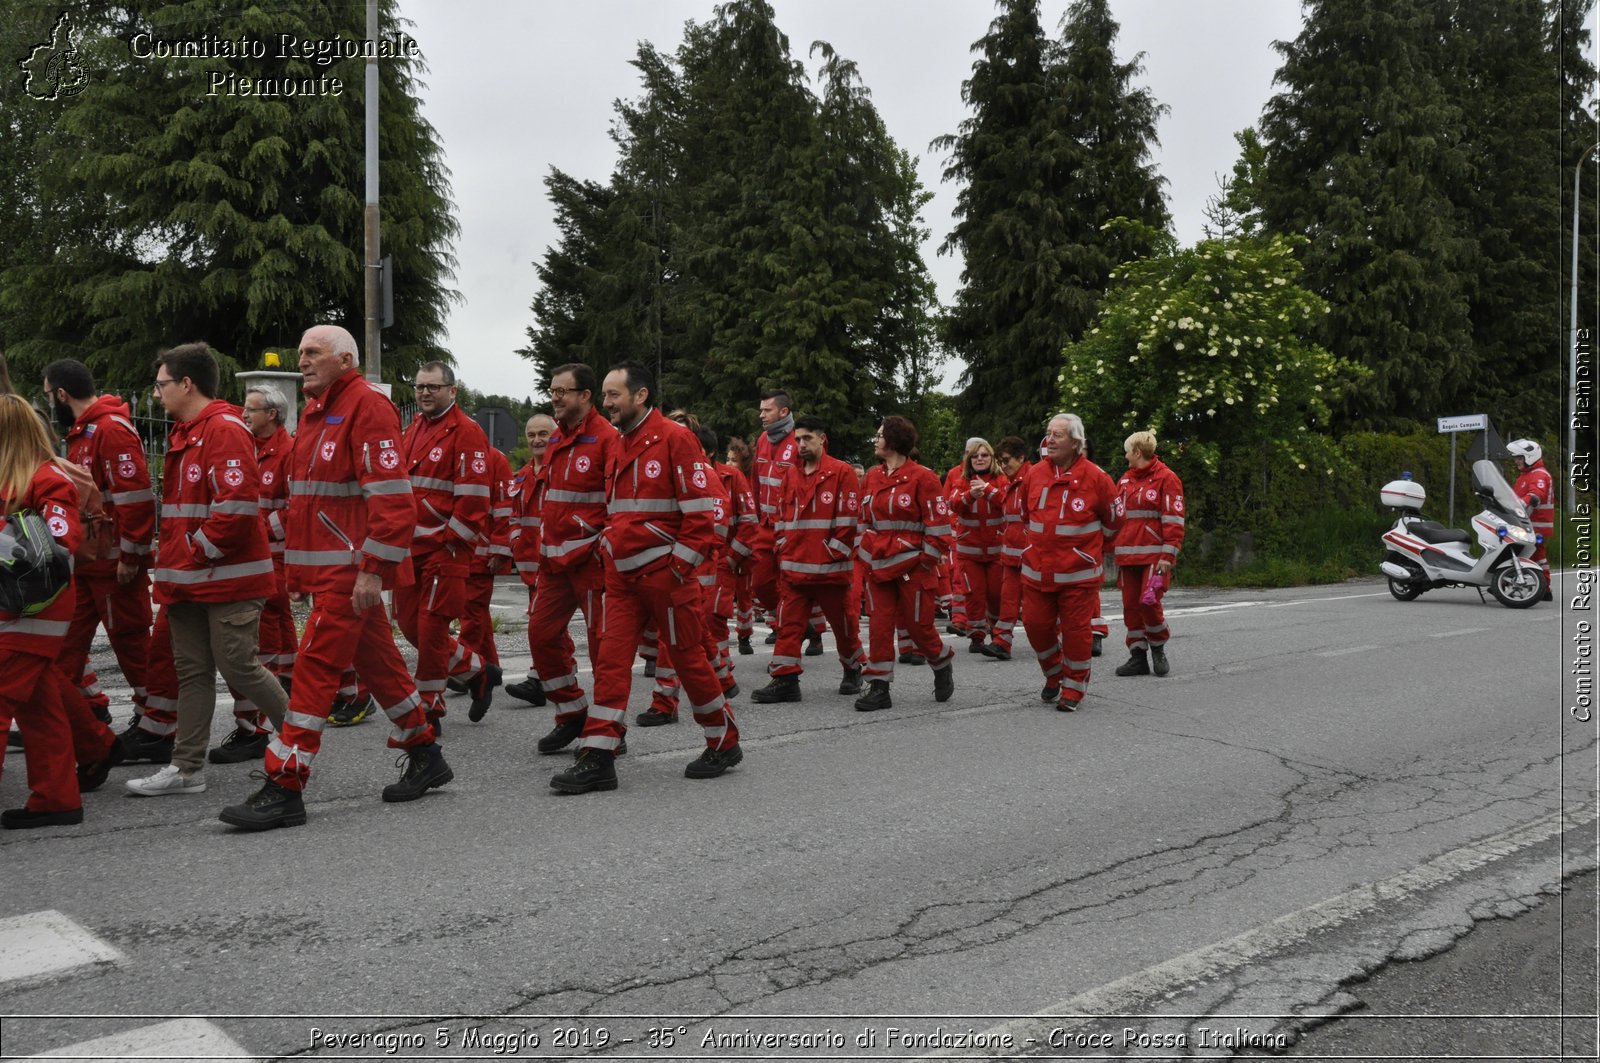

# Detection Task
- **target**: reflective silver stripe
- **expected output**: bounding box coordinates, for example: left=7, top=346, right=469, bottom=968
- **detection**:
left=154, top=558, right=274, bottom=584
left=1019, top=563, right=1102, bottom=584
left=162, top=504, right=212, bottom=518
left=291, top=480, right=361, bottom=497
left=736, top=514, right=759, bottom=524
left=515, top=560, right=539, bottom=573
left=109, top=488, right=155, bottom=505
left=784, top=519, right=835, bottom=530
left=922, top=543, right=943, bottom=559
left=541, top=534, right=600, bottom=558
left=192, top=529, right=224, bottom=560
left=955, top=544, right=986, bottom=556
left=447, top=516, right=477, bottom=542
left=1124, top=509, right=1160, bottom=519
left=730, top=540, right=753, bottom=558
left=959, top=518, right=981, bottom=527
left=680, top=497, right=717, bottom=513
left=259, top=498, right=289, bottom=511
left=757, top=476, right=783, bottom=487
left=1000, top=545, right=1024, bottom=558
left=1161, top=515, right=1186, bottom=526
left=412, top=475, right=454, bottom=492
left=546, top=489, right=606, bottom=504
left=119, top=538, right=152, bottom=555
left=780, top=560, right=852, bottom=575
left=872, top=520, right=923, bottom=532
left=611, top=498, right=680, bottom=513
left=454, top=483, right=491, bottom=498
left=1056, top=522, right=1103, bottom=536
left=697, top=572, right=718, bottom=587
left=211, top=500, right=259, bottom=516
left=924, top=524, right=953, bottom=536
left=517, top=517, right=541, bottom=528
left=267, top=735, right=315, bottom=769
left=363, top=537, right=409, bottom=562
left=612, top=544, right=673, bottom=572
left=284, top=710, right=326, bottom=732
left=286, top=549, right=356, bottom=565
left=869, top=549, right=921, bottom=570
left=491, top=506, right=513, bottom=518
left=589, top=704, right=626, bottom=723
left=361, top=479, right=412, bottom=496
left=671, top=543, right=704, bottom=567
left=0, top=617, right=71, bottom=637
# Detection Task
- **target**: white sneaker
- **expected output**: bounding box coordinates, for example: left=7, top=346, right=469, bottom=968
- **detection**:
left=125, top=764, right=206, bottom=797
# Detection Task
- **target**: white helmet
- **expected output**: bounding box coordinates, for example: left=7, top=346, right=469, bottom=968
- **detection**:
left=1506, top=438, right=1542, bottom=464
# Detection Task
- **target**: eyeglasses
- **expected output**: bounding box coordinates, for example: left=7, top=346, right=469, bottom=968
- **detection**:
left=872, top=432, right=885, bottom=441
left=549, top=386, right=582, bottom=400
left=243, top=406, right=269, bottom=414
left=413, top=383, right=451, bottom=394
left=152, top=378, right=179, bottom=392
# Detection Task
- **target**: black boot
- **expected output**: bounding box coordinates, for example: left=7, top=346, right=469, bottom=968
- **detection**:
left=751, top=674, right=802, bottom=704
left=1, top=806, right=84, bottom=829
left=1115, top=649, right=1150, bottom=677
left=1040, top=683, right=1060, bottom=703
left=218, top=774, right=306, bottom=830
left=643, top=659, right=657, bottom=678
left=550, top=748, right=617, bottom=794
left=684, top=743, right=743, bottom=779
left=933, top=662, right=954, bottom=703
left=804, top=633, right=824, bottom=657
left=536, top=717, right=584, bottom=755
left=118, top=726, right=173, bottom=765
left=968, top=635, right=986, bottom=654
left=1092, top=633, right=1104, bottom=658
left=636, top=707, right=679, bottom=726
left=1150, top=645, right=1170, bottom=677
left=76, top=737, right=126, bottom=793
left=854, top=680, right=892, bottom=712
left=467, top=663, right=503, bottom=722
left=738, top=637, right=754, bottom=655
left=837, top=666, right=864, bottom=696
left=505, top=677, right=547, bottom=706
left=382, top=743, right=454, bottom=802
left=207, top=728, right=270, bottom=765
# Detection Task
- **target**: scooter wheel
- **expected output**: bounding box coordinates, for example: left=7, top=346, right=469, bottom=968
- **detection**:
left=1490, top=565, right=1542, bottom=609
left=1387, top=576, right=1424, bottom=601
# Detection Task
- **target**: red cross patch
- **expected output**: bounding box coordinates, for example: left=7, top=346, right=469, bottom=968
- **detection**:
left=223, top=468, right=245, bottom=488
left=576, top=455, right=592, bottom=474
left=472, top=457, right=487, bottom=475
left=117, top=461, right=136, bottom=479
left=644, top=460, right=662, bottom=479
left=47, top=515, right=70, bottom=538
left=262, top=471, right=275, bottom=485
left=691, top=469, right=708, bottom=489
left=428, top=446, right=444, bottom=463
left=1072, top=497, right=1086, bottom=512
left=821, top=491, right=834, bottom=505
left=320, top=441, right=337, bottom=462
left=897, top=493, right=912, bottom=508
left=185, top=464, right=203, bottom=483
left=379, top=449, right=399, bottom=471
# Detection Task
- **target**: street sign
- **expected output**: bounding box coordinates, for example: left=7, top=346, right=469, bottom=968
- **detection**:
left=1437, top=414, right=1487, bottom=433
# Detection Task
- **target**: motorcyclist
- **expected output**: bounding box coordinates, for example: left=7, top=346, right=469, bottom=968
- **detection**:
left=1506, top=439, right=1554, bottom=602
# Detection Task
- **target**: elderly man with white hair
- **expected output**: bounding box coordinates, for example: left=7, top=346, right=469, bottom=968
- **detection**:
left=1018, top=413, right=1119, bottom=713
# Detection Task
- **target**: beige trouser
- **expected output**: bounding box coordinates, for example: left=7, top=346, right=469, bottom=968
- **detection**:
left=167, top=598, right=287, bottom=774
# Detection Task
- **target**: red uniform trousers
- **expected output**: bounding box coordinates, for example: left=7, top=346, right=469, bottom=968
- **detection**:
left=580, top=566, right=738, bottom=754
left=60, top=570, right=152, bottom=717
left=1092, top=588, right=1109, bottom=640
left=394, top=557, right=484, bottom=721
left=770, top=582, right=862, bottom=677
left=459, top=570, right=500, bottom=670
left=232, top=569, right=295, bottom=736
left=938, top=557, right=968, bottom=632
left=992, top=567, right=1023, bottom=654
left=708, top=568, right=738, bottom=682
left=956, top=557, right=1003, bottom=638
left=1118, top=564, right=1169, bottom=651
left=749, top=528, right=781, bottom=615
left=529, top=558, right=605, bottom=726
left=1022, top=583, right=1098, bottom=706
left=1, top=654, right=79, bottom=813
left=864, top=569, right=952, bottom=681
left=734, top=566, right=755, bottom=639
left=648, top=570, right=737, bottom=714
left=134, top=607, right=179, bottom=738
left=521, top=581, right=569, bottom=689
left=264, top=592, right=435, bottom=791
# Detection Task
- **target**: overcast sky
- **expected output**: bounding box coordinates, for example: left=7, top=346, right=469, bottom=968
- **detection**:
left=404, top=0, right=1310, bottom=400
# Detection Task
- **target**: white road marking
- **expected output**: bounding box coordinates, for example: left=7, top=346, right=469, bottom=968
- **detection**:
left=1267, top=590, right=1392, bottom=606
left=1316, top=644, right=1376, bottom=657
left=14, top=1018, right=257, bottom=1061
left=929, top=805, right=1598, bottom=1057
left=0, top=910, right=123, bottom=991
left=1160, top=602, right=1265, bottom=617
left=1429, top=627, right=1489, bottom=638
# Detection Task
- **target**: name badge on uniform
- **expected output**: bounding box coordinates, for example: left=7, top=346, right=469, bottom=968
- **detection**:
left=326, top=415, right=344, bottom=425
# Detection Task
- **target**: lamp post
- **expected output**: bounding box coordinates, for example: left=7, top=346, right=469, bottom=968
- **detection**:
left=364, top=0, right=382, bottom=385
left=1569, top=141, right=1599, bottom=513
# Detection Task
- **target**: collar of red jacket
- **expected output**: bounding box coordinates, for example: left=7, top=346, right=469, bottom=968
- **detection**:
left=168, top=399, right=239, bottom=445
left=256, top=424, right=292, bottom=457
left=69, top=394, right=132, bottom=437
left=305, top=368, right=364, bottom=414
left=549, top=404, right=608, bottom=452
left=1126, top=457, right=1166, bottom=480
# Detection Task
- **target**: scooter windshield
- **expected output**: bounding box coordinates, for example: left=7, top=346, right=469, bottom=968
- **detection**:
left=1471, top=459, right=1528, bottom=524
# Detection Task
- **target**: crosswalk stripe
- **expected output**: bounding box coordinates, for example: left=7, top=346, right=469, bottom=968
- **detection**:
left=0, top=910, right=123, bottom=991
left=13, top=1018, right=257, bottom=1061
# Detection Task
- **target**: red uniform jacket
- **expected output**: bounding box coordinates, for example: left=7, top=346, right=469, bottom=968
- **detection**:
left=0, top=461, right=81, bottom=655
left=601, top=409, right=721, bottom=583
left=1112, top=458, right=1185, bottom=568
left=998, top=461, right=1032, bottom=569
left=284, top=368, right=415, bottom=594
left=153, top=400, right=276, bottom=605
left=508, top=458, right=543, bottom=587
left=753, top=427, right=798, bottom=529
left=716, top=460, right=759, bottom=574
left=471, top=447, right=514, bottom=575
left=857, top=458, right=953, bottom=583
left=257, top=425, right=293, bottom=566
left=1019, top=455, right=1118, bottom=590
left=64, top=395, right=155, bottom=573
left=1514, top=459, right=1556, bottom=543
left=536, top=406, right=619, bottom=574
left=775, top=454, right=860, bottom=585
left=402, top=402, right=492, bottom=577
left=950, top=470, right=1008, bottom=562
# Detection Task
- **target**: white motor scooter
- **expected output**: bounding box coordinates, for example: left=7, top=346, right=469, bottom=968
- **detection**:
left=1379, top=459, right=1544, bottom=609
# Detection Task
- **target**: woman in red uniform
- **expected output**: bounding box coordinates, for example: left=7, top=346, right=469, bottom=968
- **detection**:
left=950, top=439, right=1007, bottom=655
left=0, top=394, right=86, bottom=828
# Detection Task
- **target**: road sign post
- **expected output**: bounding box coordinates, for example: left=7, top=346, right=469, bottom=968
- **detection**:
left=1437, top=414, right=1488, bottom=524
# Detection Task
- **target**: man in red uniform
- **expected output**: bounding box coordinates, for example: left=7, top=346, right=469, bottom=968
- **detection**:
left=1110, top=431, right=1185, bottom=678
left=1506, top=439, right=1555, bottom=601
left=126, top=344, right=288, bottom=797
left=451, top=441, right=513, bottom=720
left=218, top=325, right=451, bottom=830
left=1020, top=413, right=1119, bottom=713
left=751, top=388, right=826, bottom=656
left=751, top=416, right=863, bottom=704
left=550, top=362, right=744, bottom=794
left=504, top=414, right=559, bottom=705
left=394, top=362, right=498, bottom=729
left=43, top=359, right=157, bottom=744
left=530, top=363, right=619, bottom=755
left=209, top=384, right=298, bottom=764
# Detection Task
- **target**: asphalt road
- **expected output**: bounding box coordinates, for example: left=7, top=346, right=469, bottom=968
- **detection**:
left=0, top=572, right=1592, bottom=1062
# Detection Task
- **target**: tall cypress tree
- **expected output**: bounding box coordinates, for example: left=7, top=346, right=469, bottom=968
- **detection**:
left=0, top=0, right=458, bottom=391
left=937, top=0, right=1167, bottom=443
left=1257, top=0, right=1475, bottom=429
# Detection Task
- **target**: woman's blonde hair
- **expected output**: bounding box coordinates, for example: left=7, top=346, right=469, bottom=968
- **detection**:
left=1124, top=431, right=1157, bottom=460
left=0, top=395, right=55, bottom=513
left=963, top=437, right=995, bottom=479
